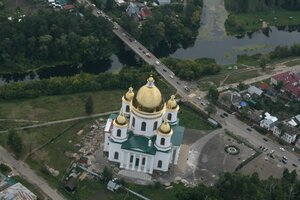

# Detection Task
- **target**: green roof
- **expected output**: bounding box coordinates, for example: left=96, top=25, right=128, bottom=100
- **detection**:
left=121, top=132, right=157, bottom=155
left=171, top=124, right=185, bottom=146
left=108, top=114, right=185, bottom=154
left=108, top=113, right=118, bottom=120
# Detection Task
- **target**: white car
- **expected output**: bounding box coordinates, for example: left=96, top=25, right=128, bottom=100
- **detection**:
left=197, top=96, right=201, bottom=100
left=155, top=60, right=160, bottom=65
left=169, top=75, right=174, bottom=79
left=279, top=147, right=285, bottom=152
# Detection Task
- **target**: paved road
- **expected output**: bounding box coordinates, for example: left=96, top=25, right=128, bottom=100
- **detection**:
left=0, top=146, right=65, bottom=200
left=218, top=62, right=300, bottom=91
left=0, top=111, right=118, bottom=133
left=215, top=109, right=300, bottom=171
left=80, top=0, right=300, bottom=173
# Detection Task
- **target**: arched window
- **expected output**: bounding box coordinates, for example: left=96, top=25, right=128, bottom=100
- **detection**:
left=114, top=152, right=119, bottom=160
left=157, top=160, right=162, bottom=168
left=141, top=122, right=146, bottom=131
left=116, top=129, right=121, bottom=137
left=153, top=121, right=158, bottom=130
left=167, top=113, right=172, bottom=121
left=160, top=138, right=165, bottom=146
left=132, top=117, right=135, bottom=127
left=126, top=105, right=130, bottom=112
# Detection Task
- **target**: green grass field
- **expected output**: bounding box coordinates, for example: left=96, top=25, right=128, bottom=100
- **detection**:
left=0, top=90, right=123, bottom=121
left=226, top=9, right=300, bottom=34
left=224, top=70, right=260, bottom=85
left=178, top=104, right=214, bottom=130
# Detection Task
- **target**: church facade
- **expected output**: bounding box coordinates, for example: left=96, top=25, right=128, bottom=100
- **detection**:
left=103, top=76, right=184, bottom=174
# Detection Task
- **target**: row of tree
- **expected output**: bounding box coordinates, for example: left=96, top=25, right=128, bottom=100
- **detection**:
left=176, top=170, right=300, bottom=200
left=0, top=67, right=152, bottom=100
left=225, top=0, right=300, bottom=13
left=162, top=57, right=220, bottom=80
left=0, top=9, right=119, bottom=72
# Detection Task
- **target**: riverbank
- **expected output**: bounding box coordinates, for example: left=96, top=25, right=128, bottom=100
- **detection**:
left=225, top=9, right=300, bottom=35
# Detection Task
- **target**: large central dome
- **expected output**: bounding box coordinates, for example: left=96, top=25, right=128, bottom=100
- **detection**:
left=132, top=76, right=164, bottom=113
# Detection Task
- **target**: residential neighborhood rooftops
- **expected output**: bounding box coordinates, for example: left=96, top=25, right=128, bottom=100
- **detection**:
left=248, top=85, right=263, bottom=96
left=272, top=71, right=300, bottom=83
left=0, top=183, right=37, bottom=200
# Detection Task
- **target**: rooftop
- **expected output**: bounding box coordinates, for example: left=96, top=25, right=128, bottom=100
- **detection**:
left=0, top=183, right=37, bottom=200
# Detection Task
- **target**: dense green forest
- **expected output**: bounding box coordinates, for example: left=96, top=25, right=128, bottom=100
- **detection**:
left=0, top=10, right=119, bottom=72
left=176, top=170, right=300, bottom=200
left=162, top=57, right=220, bottom=80
left=225, top=0, right=300, bottom=13
left=117, top=0, right=202, bottom=53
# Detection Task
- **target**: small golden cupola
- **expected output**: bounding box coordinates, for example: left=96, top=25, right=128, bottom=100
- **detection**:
left=158, top=119, right=172, bottom=135
left=125, top=87, right=134, bottom=101
left=132, top=75, right=164, bottom=113
left=166, top=95, right=177, bottom=110
left=114, top=110, right=128, bottom=126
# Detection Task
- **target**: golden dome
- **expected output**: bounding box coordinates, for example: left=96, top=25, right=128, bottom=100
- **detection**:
left=115, top=110, right=127, bottom=125
left=158, top=120, right=171, bottom=134
left=132, top=75, right=164, bottom=113
left=166, top=95, right=177, bottom=109
left=124, top=87, right=134, bottom=101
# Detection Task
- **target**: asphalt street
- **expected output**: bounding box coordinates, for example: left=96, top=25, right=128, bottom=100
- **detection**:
left=0, top=146, right=65, bottom=200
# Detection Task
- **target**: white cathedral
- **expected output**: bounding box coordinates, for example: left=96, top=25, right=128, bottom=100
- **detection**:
left=103, top=75, right=185, bottom=174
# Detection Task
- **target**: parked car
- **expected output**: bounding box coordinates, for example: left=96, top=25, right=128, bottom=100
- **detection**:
left=223, top=113, right=228, bottom=117
left=184, top=86, right=190, bottom=92
left=292, top=163, right=298, bottom=167
left=246, top=128, right=252, bottom=132
left=163, top=69, right=167, bottom=72
left=279, top=147, right=285, bottom=152
left=169, top=75, right=174, bottom=79
left=263, top=138, right=268, bottom=142
left=155, top=60, right=160, bottom=65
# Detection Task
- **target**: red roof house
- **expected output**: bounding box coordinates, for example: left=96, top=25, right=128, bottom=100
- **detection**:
left=271, top=71, right=300, bottom=99
left=259, top=82, right=270, bottom=90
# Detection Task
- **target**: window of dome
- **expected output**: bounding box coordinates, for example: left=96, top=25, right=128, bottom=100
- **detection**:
left=117, top=129, right=121, bottom=137
left=141, top=122, right=146, bottom=131
left=153, top=121, right=158, bottom=130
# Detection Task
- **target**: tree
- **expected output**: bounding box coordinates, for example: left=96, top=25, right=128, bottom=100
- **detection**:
left=103, top=166, right=112, bottom=181
left=7, top=129, right=23, bottom=158
left=105, top=0, right=114, bottom=11
left=85, top=95, right=94, bottom=115
left=237, top=82, right=247, bottom=91
left=259, top=55, right=269, bottom=71
left=207, top=85, right=219, bottom=102
left=205, top=104, right=217, bottom=116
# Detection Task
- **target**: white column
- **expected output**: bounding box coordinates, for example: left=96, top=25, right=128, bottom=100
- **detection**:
left=126, top=152, right=130, bottom=170
left=131, top=154, right=136, bottom=170
left=138, top=155, right=142, bottom=172
left=174, top=148, right=180, bottom=164
left=120, top=151, right=125, bottom=168
left=149, top=156, right=154, bottom=174
left=143, top=157, right=148, bottom=173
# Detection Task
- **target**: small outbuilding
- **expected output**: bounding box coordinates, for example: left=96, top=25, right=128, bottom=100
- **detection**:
left=107, top=180, right=121, bottom=192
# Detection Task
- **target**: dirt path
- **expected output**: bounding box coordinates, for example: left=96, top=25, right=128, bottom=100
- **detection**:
left=0, top=111, right=118, bottom=133
left=199, top=0, right=228, bottom=39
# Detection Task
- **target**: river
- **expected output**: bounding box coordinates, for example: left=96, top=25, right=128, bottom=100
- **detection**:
left=2, top=0, right=300, bottom=83
left=171, top=0, right=300, bottom=64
